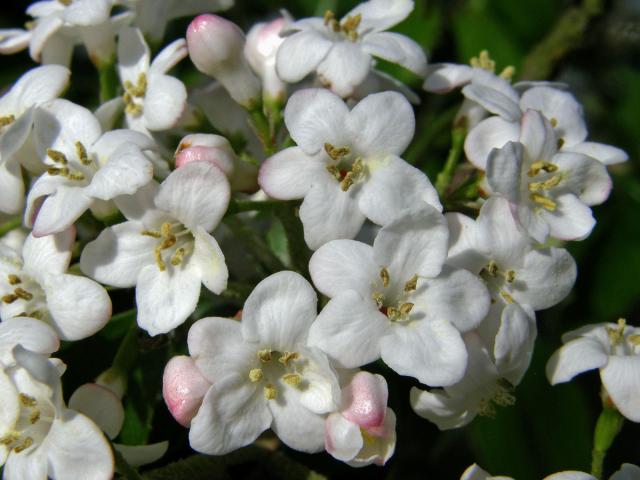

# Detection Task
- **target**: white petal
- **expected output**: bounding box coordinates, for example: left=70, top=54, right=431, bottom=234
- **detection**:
left=115, top=442, right=168, bottom=467
left=192, top=227, right=228, bottom=294
left=42, top=272, right=111, bottom=341
left=242, top=271, right=317, bottom=351
left=80, top=221, right=155, bottom=288
left=359, top=154, right=441, bottom=226
left=464, top=116, right=520, bottom=170
left=94, top=98, right=125, bottom=132
left=143, top=74, right=187, bottom=131
left=258, top=147, right=326, bottom=200
left=0, top=160, right=24, bottom=215
left=0, top=29, right=31, bottom=55
left=486, top=141, right=524, bottom=201
left=296, top=347, right=340, bottom=415
left=4, top=443, right=48, bottom=479
left=316, top=42, right=371, bottom=98
left=136, top=263, right=202, bottom=335
left=325, top=413, right=362, bottom=462
left=541, top=194, right=595, bottom=241
left=347, top=0, right=413, bottom=33
left=563, top=141, right=628, bottom=166
left=460, top=464, right=498, bottom=480
left=600, top=355, right=640, bottom=422
left=22, top=229, right=73, bottom=275
left=117, top=27, right=150, bottom=84
left=493, top=304, right=536, bottom=384
left=423, top=63, right=474, bottom=93
left=409, top=387, right=474, bottom=430
left=29, top=15, right=64, bottom=62
left=284, top=88, right=349, bottom=155
left=347, top=91, right=415, bottom=157
left=520, top=109, right=557, bottom=162
left=445, top=212, right=487, bottom=273
left=545, top=337, right=609, bottom=384
left=63, top=0, right=112, bottom=26
left=462, top=71, right=520, bottom=121
left=381, top=318, right=467, bottom=386
left=308, top=291, right=389, bottom=368
left=91, top=129, right=155, bottom=164
left=1, top=107, right=34, bottom=162
left=150, top=38, right=188, bottom=74
left=0, top=317, right=59, bottom=356
left=309, top=239, right=377, bottom=298
left=68, top=383, right=124, bottom=439
left=276, top=30, right=332, bottom=83
left=552, top=152, right=612, bottom=206
left=610, top=464, right=640, bottom=480
left=31, top=186, right=93, bottom=237
left=0, top=368, right=20, bottom=427
left=361, top=32, right=426, bottom=75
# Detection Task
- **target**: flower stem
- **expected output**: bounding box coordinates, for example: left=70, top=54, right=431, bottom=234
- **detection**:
left=274, top=202, right=311, bottom=279
left=590, top=405, right=624, bottom=478
left=435, top=126, right=466, bottom=199
left=223, top=216, right=285, bottom=273
left=0, top=217, right=22, bottom=237
left=248, top=105, right=276, bottom=156
left=98, top=59, right=119, bottom=104
left=226, top=198, right=284, bottom=215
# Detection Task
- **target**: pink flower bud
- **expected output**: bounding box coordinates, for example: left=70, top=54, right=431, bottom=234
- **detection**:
left=187, top=14, right=261, bottom=108
left=244, top=18, right=287, bottom=100
left=162, top=355, right=212, bottom=427
left=341, top=371, right=388, bottom=431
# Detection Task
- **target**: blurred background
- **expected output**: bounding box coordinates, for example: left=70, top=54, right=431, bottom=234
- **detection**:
left=2, top=0, right=639, bottom=478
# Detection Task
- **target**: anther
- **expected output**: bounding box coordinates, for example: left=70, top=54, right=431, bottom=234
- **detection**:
left=324, top=143, right=350, bottom=161
left=249, top=368, right=263, bottom=382
left=404, top=275, right=418, bottom=293
left=505, top=270, right=516, bottom=283
left=13, top=437, right=33, bottom=453
left=14, top=288, right=33, bottom=301
left=340, top=172, right=354, bottom=191
left=75, top=141, right=91, bottom=165
left=499, top=66, right=516, bottom=80
left=264, top=384, right=277, bottom=400
left=470, top=50, right=495, bottom=72
left=372, top=292, right=384, bottom=307
left=486, top=260, right=498, bottom=277
left=141, top=230, right=162, bottom=238
left=528, top=161, right=558, bottom=177
left=282, top=373, right=302, bottom=387
left=529, top=175, right=562, bottom=192
left=257, top=349, right=272, bottom=363
left=7, top=274, right=21, bottom=285
left=380, top=267, right=390, bottom=288
left=550, top=118, right=558, bottom=128
left=19, top=393, right=37, bottom=407
left=500, top=291, right=515, bottom=304
left=155, top=247, right=166, bottom=272
left=47, top=149, right=68, bottom=165
left=0, top=115, right=15, bottom=127
left=399, top=303, right=414, bottom=315
left=2, top=294, right=18, bottom=304
left=29, top=410, right=40, bottom=424
left=278, top=351, right=299, bottom=365
left=530, top=193, right=557, bottom=211
left=47, top=166, right=69, bottom=177
left=170, top=248, right=186, bottom=266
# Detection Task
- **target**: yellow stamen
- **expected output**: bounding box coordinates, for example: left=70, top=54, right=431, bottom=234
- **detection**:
left=0, top=432, right=19, bottom=445
left=257, top=349, right=272, bottom=363
left=529, top=193, right=557, bottom=211
left=75, top=141, right=91, bottom=165
left=14, top=288, right=33, bottom=301
left=505, top=270, right=516, bottom=283
left=372, top=292, right=384, bottom=307
left=8, top=274, right=21, bottom=285
left=264, top=384, right=277, bottom=400
left=47, top=166, right=69, bottom=176
left=486, top=260, right=498, bottom=277
left=399, top=302, right=414, bottom=315
left=19, top=393, right=37, bottom=407
left=380, top=267, right=390, bottom=288
left=249, top=368, right=263, bottom=383
left=326, top=164, right=340, bottom=180
left=13, top=437, right=33, bottom=453
left=2, top=294, right=18, bottom=304
left=155, top=246, right=166, bottom=271
left=528, top=161, right=558, bottom=177
left=386, top=306, right=399, bottom=320
left=278, top=351, right=299, bottom=365
left=47, top=149, right=68, bottom=164
left=404, top=275, right=418, bottom=293
left=141, top=230, right=162, bottom=238
left=340, top=171, right=354, bottom=191
left=324, top=143, right=351, bottom=161
left=282, top=373, right=302, bottom=387
left=29, top=410, right=40, bottom=424
left=170, top=247, right=186, bottom=266
left=500, top=291, right=515, bottom=304
left=470, top=50, right=495, bottom=72
left=550, top=118, right=558, bottom=128
left=0, top=115, right=15, bottom=127
left=528, top=175, right=562, bottom=192
left=628, top=334, right=640, bottom=346
left=499, top=65, right=516, bottom=80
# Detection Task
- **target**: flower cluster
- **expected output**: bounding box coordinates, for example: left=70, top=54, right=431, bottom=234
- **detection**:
left=0, top=0, right=633, bottom=478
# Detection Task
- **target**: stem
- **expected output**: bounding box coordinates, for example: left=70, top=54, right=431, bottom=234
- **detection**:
left=590, top=406, right=624, bottom=478
left=112, top=443, right=143, bottom=480
left=98, top=59, right=119, bottom=104
left=223, top=216, right=285, bottom=273
left=226, top=198, right=284, bottom=216
left=274, top=202, right=311, bottom=278
left=435, top=126, right=466, bottom=199
left=0, top=217, right=22, bottom=237
left=520, top=0, right=604, bottom=80
left=249, top=106, right=276, bottom=156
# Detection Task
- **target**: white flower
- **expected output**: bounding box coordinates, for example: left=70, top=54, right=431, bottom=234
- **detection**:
left=0, top=318, right=59, bottom=365
left=25, top=98, right=155, bottom=237
left=308, top=206, right=490, bottom=386
left=411, top=304, right=536, bottom=430
left=460, top=463, right=640, bottom=480
left=546, top=319, right=640, bottom=422
left=0, top=347, right=113, bottom=480
left=0, top=65, right=70, bottom=215
left=446, top=196, right=577, bottom=311
left=186, top=271, right=340, bottom=454
left=276, top=0, right=427, bottom=98
left=117, top=27, right=188, bottom=133
left=486, top=109, right=612, bottom=242
left=80, top=161, right=230, bottom=336
left=245, top=17, right=288, bottom=101
left=259, top=88, right=440, bottom=249
left=325, top=371, right=396, bottom=467
left=0, top=229, right=111, bottom=342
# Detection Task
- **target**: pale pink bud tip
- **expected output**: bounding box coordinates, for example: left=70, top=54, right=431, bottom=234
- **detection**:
left=342, top=372, right=388, bottom=431
left=187, top=14, right=244, bottom=75
left=162, top=356, right=211, bottom=427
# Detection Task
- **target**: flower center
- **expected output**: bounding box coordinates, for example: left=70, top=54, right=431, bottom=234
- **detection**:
left=480, top=260, right=516, bottom=304
left=477, top=378, right=516, bottom=417
left=607, top=318, right=640, bottom=356
left=123, top=73, right=147, bottom=116
left=141, top=221, right=193, bottom=272
left=324, top=143, right=366, bottom=192
left=1, top=272, right=46, bottom=320
left=0, top=114, right=15, bottom=133
left=0, top=392, right=53, bottom=455
left=323, top=11, right=362, bottom=42
left=526, top=160, right=564, bottom=212
left=44, top=141, right=96, bottom=184
left=248, top=349, right=306, bottom=400
left=372, top=268, right=417, bottom=323
left=470, top=50, right=515, bottom=80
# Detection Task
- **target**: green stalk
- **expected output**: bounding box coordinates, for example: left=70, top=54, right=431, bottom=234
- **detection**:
left=0, top=217, right=22, bottom=237
left=274, top=202, right=311, bottom=279
left=223, top=216, right=285, bottom=273
left=435, top=126, right=466, bottom=199
left=226, top=198, right=283, bottom=216
left=248, top=106, right=276, bottom=156
left=590, top=406, right=624, bottom=478
left=98, top=59, right=119, bottom=104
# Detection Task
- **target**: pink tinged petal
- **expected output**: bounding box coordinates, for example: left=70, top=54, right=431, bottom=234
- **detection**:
left=493, top=304, right=537, bottom=384
left=149, top=38, right=188, bottom=75
left=545, top=337, right=609, bottom=385
left=192, top=227, right=228, bottom=294
left=600, top=355, right=640, bottom=422
left=464, top=116, right=520, bottom=170
left=309, top=239, right=377, bottom=298
left=0, top=317, right=59, bottom=356
left=519, top=86, right=587, bottom=146
left=114, top=441, right=168, bottom=468
left=347, top=91, right=415, bottom=157
left=155, top=161, right=230, bottom=231
left=416, top=265, right=490, bottom=332
left=359, top=154, right=441, bottom=226
left=189, top=378, right=271, bottom=455
left=564, top=141, right=628, bottom=166
left=275, top=30, right=333, bottom=83
left=258, top=147, right=327, bottom=200
left=0, top=29, right=31, bottom=55
left=42, top=272, right=112, bottom=341
left=347, top=0, right=413, bottom=32
left=514, top=247, right=576, bottom=310
left=45, top=411, right=114, bottom=480
left=163, top=355, right=212, bottom=427
left=342, top=372, right=388, bottom=429
left=29, top=15, right=64, bottom=62
left=0, top=160, right=25, bottom=215
left=117, top=27, right=150, bottom=84
left=283, top=88, right=350, bottom=155
left=68, top=384, right=124, bottom=439
left=325, top=413, right=363, bottom=462
left=520, top=109, right=557, bottom=162
left=423, top=63, right=474, bottom=93
left=308, top=291, right=389, bottom=368
left=143, top=74, right=187, bottom=131
left=242, top=271, right=318, bottom=351
left=486, top=141, right=524, bottom=202
left=552, top=152, right=612, bottom=206
left=355, top=407, right=396, bottom=466
left=462, top=71, right=521, bottom=122
left=540, top=193, right=595, bottom=241
left=299, top=180, right=366, bottom=250
left=80, top=221, right=155, bottom=288
left=31, top=186, right=93, bottom=237
left=136, top=263, right=202, bottom=336
left=361, top=32, right=426, bottom=76
left=409, top=387, right=475, bottom=430
left=316, top=42, right=371, bottom=98
left=63, top=0, right=112, bottom=25
left=373, top=204, right=448, bottom=279
left=381, top=318, right=467, bottom=386
left=22, top=229, right=73, bottom=274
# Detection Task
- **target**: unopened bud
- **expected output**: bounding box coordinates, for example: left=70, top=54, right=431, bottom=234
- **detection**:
left=187, top=14, right=261, bottom=108
left=162, top=356, right=212, bottom=427
left=244, top=18, right=287, bottom=101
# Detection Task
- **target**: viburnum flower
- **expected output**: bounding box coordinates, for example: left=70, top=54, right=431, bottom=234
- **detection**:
left=411, top=304, right=536, bottom=430
left=0, top=318, right=59, bottom=365
left=245, top=17, right=288, bottom=101
left=0, top=347, right=113, bottom=480
left=0, top=229, right=111, bottom=342
left=184, top=271, right=340, bottom=454
left=325, top=371, right=396, bottom=467
left=116, top=27, right=188, bottom=133
left=308, top=206, right=490, bottom=386
left=80, top=161, right=230, bottom=336
left=259, top=88, right=440, bottom=249
left=486, top=109, right=612, bottom=242
left=25, top=98, right=155, bottom=236
left=546, top=319, right=640, bottom=422
left=446, top=196, right=577, bottom=311
left=460, top=463, right=640, bottom=480
left=276, top=0, right=427, bottom=98
left=0, top=65, right=69, bottom=215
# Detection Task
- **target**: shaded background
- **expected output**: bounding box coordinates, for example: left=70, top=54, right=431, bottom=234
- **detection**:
left=2, top=0, right=639, bottom=478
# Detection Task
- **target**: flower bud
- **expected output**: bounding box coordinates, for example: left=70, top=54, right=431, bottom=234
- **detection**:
left=187, top=14, right=261, bottom=108
left=342, top=371, right=388, bottom=431
left=244, top=18, right=287, bottom=101
left=162, top=355, right=212, bottom=427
